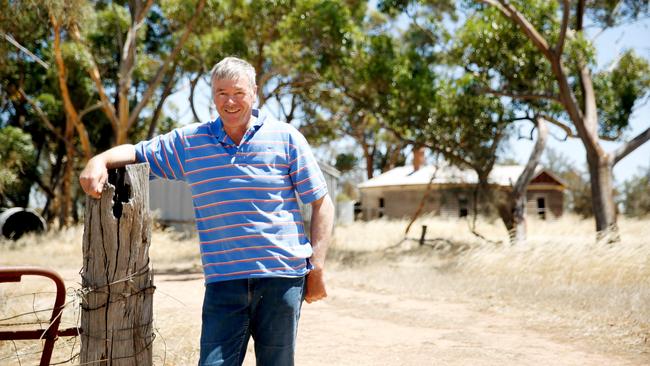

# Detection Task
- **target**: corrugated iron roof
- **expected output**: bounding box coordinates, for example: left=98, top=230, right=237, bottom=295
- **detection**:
left=358, top=164, right=543, bottom=188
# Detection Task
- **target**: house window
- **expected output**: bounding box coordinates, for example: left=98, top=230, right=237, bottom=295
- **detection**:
left=378, top=197, right=385, bottom=218
left=458, top=196, right=468, bottom=217
left=537, top=197, right=546, bottom=220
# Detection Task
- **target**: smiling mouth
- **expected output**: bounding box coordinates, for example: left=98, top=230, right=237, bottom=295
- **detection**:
left=224, top=107, right=240, bottom=114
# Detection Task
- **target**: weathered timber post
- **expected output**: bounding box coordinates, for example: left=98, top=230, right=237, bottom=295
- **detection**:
left=419, top=225, right=428, bottom=246
left=81, top=163, right=154, bottom=365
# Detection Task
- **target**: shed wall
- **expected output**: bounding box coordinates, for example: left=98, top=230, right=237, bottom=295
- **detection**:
left=149, top=162, right=339, bottom=231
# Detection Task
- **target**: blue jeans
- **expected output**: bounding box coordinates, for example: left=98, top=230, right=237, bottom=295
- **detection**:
left=199, top=276, right=306, bottom=366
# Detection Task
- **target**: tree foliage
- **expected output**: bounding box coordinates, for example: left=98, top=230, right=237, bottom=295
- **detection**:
left=621, top=165, right=650, bottom=217
left=0, top=127, right=37, bottom=207
left=594, top=51, right=650, bottom=138
left=0, top=0, right=204, bottom=224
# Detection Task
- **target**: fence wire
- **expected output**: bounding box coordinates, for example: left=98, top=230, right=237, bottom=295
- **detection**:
left=0, top=268, right=165, bottom=365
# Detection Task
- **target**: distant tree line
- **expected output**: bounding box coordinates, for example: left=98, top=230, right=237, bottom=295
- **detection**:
left=1, top=0, right=648, bottom=241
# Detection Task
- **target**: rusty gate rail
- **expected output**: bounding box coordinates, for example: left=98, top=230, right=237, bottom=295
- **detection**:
left=0, top=266, right=80, bottom=366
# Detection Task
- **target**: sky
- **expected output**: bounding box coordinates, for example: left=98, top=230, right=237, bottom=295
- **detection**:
left=165, top=9, right=650, bottom=186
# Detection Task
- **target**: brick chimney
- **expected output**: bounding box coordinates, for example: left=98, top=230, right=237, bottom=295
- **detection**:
left=413, top=146, right=425, bottom=172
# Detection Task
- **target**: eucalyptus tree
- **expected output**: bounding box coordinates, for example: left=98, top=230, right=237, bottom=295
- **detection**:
left=48, top=0, right=207, bottom=225
left=1, top=0, right=91, bottom=224
left=178, top=0, right=366, bottom=127
left=459, top=0, right=650, bottom=241
left=376, top=4, right=533, bottom=241
left=296, top=18, right=412, bottom=179
left=52, top=0, right=207, bottom=146
left=1, top=0, right=210, bottom=225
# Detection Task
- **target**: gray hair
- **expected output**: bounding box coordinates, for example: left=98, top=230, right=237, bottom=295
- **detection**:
left=210, top=57, right=257, bottom=94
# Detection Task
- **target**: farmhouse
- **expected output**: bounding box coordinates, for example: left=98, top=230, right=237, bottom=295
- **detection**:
left=357, top=163, right=564, bottom=221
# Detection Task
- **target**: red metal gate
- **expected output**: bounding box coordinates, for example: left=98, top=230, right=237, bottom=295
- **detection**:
left=0, top=267, right=80, bottom=366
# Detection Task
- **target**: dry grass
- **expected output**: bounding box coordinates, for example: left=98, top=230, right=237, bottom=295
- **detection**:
left=331, top=214, right=650, bottom=355
left=1, top=215, right=648, bottom=363
left=0, top=226, right=201, bottom=365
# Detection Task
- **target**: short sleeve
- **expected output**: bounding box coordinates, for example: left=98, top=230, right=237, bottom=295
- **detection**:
left=134, top=129, right=186, bottom=181
left=288, top=129, right=328, bottom=204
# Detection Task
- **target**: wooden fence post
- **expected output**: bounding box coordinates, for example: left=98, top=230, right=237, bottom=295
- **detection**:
left=80, top=163, right=154, bottom=365
left=419, top=225, right=428, bottom=246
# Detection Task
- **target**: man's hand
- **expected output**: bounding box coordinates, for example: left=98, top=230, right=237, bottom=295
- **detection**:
left=79, top=144, right=137, bottom=199
left=305, top=195, right=334, bottom=304
left=304, top=268, right=327, bottom=304
left=79, top=157, right=108, bottom=199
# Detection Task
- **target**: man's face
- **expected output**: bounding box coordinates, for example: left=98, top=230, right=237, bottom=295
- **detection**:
left=213, top=76, right=256, bottom=130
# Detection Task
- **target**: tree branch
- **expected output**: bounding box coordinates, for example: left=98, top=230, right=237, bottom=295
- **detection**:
left=189, top=72, right=203, bottom=124
left=116, top=0, right=155, bottom=144
left=482, top=0, right=590, bottom=154
left=147, top=65, right=178, bottom=139
left=50, top=14, right=92, bottom=160
left=613, top=126, right=650, bottom=164
left=480, top=87, right=560, bottom=102
left=1, top=31, right=49, bottom=69
left=556, top=0, right=570, bottom=57
left=405, top=7, right=438, bottom=44
left=579, top=64, right=599, bottom=138
left=263, top=74, right=319, bottom=105
left=576, top=0, right=585, bottom=31
left=69, top=26, right=120, bottom=137
left=513, top=116, right=548, bottom=197
left=127, top=0, right=207, bottom=134
left=537, top=113, right=578, bottom=139
left=78, top=101, right=104, bottom=120
left=18, top=87, right=79, bottom=153
left=479, top=0, right=553, bottom=59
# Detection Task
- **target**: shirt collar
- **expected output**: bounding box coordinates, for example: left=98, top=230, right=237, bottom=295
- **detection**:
left=210, top=109, right=265, bottom=143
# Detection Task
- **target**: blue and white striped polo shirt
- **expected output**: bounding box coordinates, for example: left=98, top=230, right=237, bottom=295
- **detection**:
left=134, top=109, right=328, bottom=284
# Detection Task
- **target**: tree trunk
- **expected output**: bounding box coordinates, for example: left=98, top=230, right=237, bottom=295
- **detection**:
left=498, top=117, right=548, bottom=244
left=405, top=166, right=437, bottom=235
left=510, top=194, right=527, bottom=242
left=586, top=152, right=619, bottom=242
left=80, top=163, right=154, bottom=365
left=360, top=142, right=375, bottom=179
left=60, top=138, right=74, bottom=228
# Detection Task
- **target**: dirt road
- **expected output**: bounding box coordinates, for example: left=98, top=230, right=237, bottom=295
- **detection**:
left=153, top=269, right=645, bottom=366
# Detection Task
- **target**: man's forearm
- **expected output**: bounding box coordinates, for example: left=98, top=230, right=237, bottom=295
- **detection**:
left=304, top=194, right=334, bottom=303
left=93, top=144, right=137, bottom=168
left=309, top=194, right=335, bottom=270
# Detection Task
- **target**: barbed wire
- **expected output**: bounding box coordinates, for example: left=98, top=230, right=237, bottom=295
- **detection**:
left=10, top=339, right=22, bottom=366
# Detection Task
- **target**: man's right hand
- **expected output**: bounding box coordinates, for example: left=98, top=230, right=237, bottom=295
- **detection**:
left=79, top=157, right=108, bottom=199
left=79, top=144, right=137, bottom=199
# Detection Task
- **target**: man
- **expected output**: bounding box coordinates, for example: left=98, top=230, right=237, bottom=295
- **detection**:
left=79, top=57, right=334, bottom=366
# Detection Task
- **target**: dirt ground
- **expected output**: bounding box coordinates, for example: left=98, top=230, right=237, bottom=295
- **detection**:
left=2, top=224, right=648, bottom=365
left=150, top=264, right=648, bottom=366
